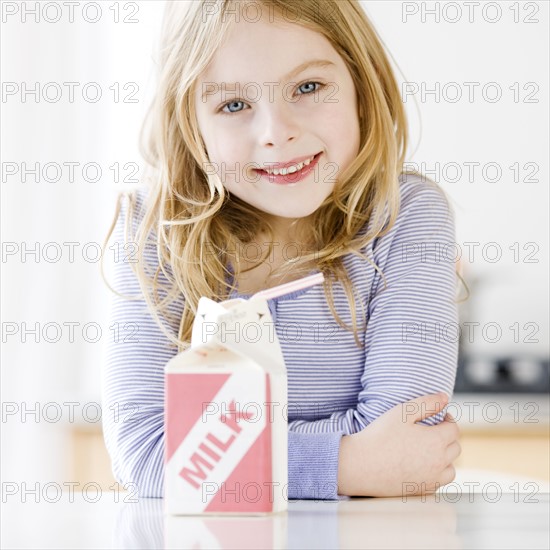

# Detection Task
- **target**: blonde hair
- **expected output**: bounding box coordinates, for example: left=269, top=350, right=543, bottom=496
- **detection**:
left=101, top=0, right=469, bottom=353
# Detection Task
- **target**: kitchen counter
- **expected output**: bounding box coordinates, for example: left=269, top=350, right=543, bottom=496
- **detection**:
left=2, top=473, right=549, bottom=550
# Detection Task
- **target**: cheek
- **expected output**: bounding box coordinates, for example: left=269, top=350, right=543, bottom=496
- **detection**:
left=202, top=130, right=251, bottom=190
left=196, top=109, right=240, bottom=162
left=318, top=94, right=359, bottom=132
left=319, top=109, right=359, bottom=156
left=207, top=129, right=246, bottom=166
left=319, top=103, right=360, bottom=169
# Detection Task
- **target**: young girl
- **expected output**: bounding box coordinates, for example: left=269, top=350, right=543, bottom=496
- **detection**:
left=101, top=0, right=465, bottom=500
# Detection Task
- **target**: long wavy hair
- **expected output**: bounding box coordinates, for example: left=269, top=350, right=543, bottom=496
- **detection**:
left=101, top=0, right=468, bottom=353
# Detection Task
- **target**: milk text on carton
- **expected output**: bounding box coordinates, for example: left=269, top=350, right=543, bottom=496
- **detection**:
left=179, top=400, right=255, bottom=490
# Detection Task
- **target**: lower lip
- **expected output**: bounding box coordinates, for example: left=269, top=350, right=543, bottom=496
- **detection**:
left=255, top=152, right=322, bottom=185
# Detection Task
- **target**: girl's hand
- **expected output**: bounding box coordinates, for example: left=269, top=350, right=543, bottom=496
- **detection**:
left=337, top=393, right=461, bottom=497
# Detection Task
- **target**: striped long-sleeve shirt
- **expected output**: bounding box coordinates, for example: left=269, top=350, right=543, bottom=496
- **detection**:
left=101, top=173, right=459, bottom=500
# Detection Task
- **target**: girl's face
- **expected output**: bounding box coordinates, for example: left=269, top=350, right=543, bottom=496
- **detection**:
left=195, top=14, right=361, bottom=238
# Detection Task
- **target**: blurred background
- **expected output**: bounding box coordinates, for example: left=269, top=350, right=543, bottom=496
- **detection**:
left=1, top=0, right=549, bottom=500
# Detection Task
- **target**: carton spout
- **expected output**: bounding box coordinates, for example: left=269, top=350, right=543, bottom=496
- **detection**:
left=189, top=297, right=233, bottom=350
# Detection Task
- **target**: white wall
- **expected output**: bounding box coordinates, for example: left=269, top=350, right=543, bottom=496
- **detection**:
left=1, top=0, right=164, bottom=487
left=364, top=0, right=549, bottom=357
left=1, top=0, right=548, bottom=487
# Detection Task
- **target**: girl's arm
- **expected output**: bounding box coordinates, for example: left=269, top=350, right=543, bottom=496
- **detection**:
left=102, top=179, right=460, bottom=500
left=285, top=178, right=460, bottom=499
left=101, top=190, right=180, bottom=497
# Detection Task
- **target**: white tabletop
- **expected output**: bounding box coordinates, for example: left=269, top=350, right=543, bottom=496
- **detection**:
left=2, top=474, right=549, bottom=550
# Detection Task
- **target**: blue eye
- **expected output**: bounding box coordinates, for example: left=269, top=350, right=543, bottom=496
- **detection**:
left=222, top=100, right=247, bottom=114
left=218, top=81, right=326, bottom=115
left=298, top=81, right=323, bottom=95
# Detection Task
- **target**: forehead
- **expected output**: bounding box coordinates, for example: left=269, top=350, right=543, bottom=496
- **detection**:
left=198, top=16, right=340, bottom=84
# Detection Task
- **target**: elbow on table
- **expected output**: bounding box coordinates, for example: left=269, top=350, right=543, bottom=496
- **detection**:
left=103, top=422, right=166, bottom=499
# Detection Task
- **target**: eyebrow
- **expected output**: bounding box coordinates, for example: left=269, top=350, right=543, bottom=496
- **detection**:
left=200, top=59, right=336, bottom=101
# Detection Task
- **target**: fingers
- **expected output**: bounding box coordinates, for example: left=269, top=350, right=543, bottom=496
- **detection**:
left=409, top=465, right=456, bottom=495
left=448, top=413, right=461, bottom=438
left=439, top=464, right=457, bottom=486
left=445, top=440, right=462, bottom=463
left=444, top=410, right=460, bottom=433
left=422, top=465, right=457, bottom=493
left=404, top=393, right=449, bottom=424
left=444, top=411, right=455, bottom=422
left=436, top=413, right=461, bottom=444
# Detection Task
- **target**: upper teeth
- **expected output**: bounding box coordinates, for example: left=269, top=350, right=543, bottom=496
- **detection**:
left=264, top=155, right=315, bottom=176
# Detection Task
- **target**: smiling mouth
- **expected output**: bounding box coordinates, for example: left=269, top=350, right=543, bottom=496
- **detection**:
left=253, top=152, right=323, bottom=186
left=255, top=152, right=322, bottom=176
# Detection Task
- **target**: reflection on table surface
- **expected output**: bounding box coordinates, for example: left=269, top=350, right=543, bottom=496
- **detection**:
left=122, top=493, right=550, bottom=550
left=2, top=479, right=549, bottom=549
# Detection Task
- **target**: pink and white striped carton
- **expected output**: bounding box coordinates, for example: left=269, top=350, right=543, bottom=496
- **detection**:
left=164, top=293, right=289, bottom=515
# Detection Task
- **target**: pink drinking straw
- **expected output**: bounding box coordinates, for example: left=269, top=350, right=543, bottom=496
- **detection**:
left=252, top=272, right=325, bottom=301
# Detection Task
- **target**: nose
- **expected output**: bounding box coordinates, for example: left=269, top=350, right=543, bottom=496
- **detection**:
left=258, top=98, right=300, bottom=148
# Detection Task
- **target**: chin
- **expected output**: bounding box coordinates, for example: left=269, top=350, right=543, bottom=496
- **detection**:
left=263, top=201, right=325, bottom=219
left=264, top=207, right=319, bottom=220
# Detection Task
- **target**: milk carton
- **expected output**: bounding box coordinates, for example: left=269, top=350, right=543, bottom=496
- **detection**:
left=165, top=273, right=324, bottom=515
